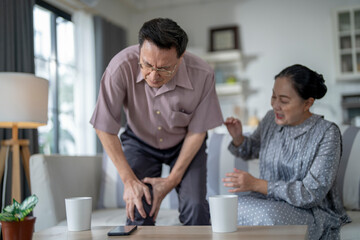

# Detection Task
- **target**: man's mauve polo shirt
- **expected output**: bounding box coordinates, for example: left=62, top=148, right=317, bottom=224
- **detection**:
left=90, top=45, right=223, bottom=149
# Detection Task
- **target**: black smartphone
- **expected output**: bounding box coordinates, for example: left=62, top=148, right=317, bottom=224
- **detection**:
left=107, top=225, right=137, bottom=236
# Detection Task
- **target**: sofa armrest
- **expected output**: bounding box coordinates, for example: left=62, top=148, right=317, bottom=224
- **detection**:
left=29, top=154, right=102, bottom=231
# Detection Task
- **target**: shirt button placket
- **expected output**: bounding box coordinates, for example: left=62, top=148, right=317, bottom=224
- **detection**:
left=155, top=109, right=162, bottom=146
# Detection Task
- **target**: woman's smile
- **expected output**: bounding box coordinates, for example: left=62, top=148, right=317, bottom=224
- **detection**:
left=275, top=112, right=284, bottom=120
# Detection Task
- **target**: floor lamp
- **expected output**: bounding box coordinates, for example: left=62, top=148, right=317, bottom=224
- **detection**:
left=0, top=72, right=48, bottom=203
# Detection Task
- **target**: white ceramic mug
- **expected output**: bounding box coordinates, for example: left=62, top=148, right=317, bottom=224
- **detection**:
left=65, top=197, right=92, bottom=231
left=209, top=195, right=238, bottom=233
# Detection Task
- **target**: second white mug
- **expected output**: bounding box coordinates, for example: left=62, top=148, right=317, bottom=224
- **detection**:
left=65, top=197, right=92, bottom=231
left=209, top=195, right=238, bottom=233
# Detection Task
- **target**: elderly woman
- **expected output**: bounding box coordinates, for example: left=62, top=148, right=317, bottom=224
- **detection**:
left=223, top=64, right=351, bottom=240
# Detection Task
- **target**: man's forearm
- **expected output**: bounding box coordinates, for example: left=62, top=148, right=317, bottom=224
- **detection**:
left=95, top=129, right=137, bottom=183
left=167, top=131, right=206, bottom=186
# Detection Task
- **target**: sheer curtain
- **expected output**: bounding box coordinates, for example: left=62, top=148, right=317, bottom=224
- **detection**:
left=0, top=0, right=37, bottom=205
left=73, top=11, right=96, bottom=155
left=93, top=16, right=127, bottom=153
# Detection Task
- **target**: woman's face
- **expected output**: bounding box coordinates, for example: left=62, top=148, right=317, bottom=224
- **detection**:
left=271, top=76, right=313, bottom=126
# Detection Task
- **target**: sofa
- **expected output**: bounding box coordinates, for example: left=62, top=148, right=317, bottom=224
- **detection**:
left=30, top=125, right=360, bottom=239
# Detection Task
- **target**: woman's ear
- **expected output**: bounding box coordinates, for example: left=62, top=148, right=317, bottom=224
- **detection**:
left=304, top=97, right=315, bottom=111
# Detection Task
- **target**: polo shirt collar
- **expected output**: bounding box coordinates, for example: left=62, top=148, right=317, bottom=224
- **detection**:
left=173, top=57, right=193, bottom=90
left=136, top=69, right=143, bottom=83
left=277, top=114, right=323, bottom=139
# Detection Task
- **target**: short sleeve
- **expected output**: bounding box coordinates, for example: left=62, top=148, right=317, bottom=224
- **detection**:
left=187, top=72, right=223, bottom=133
left=90, top=67, right=126, bottom=135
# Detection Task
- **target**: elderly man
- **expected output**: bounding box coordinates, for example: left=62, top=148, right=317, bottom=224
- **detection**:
left=90, top=18, right=223, bottom=226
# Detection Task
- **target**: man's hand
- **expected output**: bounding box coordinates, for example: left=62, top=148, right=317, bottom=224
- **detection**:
left=123, top=179, right=152, bottom=222
left=222, top=168, right=268, bottom=195
left=142, top=177, right=175, bottom=221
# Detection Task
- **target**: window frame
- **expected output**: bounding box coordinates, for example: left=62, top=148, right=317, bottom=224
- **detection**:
left=34, top=0, right=75, bottom=154
left=333, top=5, right=360, bottom=81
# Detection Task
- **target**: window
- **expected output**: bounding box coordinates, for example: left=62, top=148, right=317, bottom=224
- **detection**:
left=342, top=94, right=360, bottom=126
left=33, top=3, right=76, bottom=154
left=334, top=7, right=360, bottom=80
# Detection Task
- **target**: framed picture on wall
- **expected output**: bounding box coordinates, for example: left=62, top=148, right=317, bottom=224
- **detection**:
left=209, top=26, right=239, bottom=52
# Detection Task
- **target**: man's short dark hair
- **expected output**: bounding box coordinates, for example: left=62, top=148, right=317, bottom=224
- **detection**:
left=139, top=18, right=188, bottom=58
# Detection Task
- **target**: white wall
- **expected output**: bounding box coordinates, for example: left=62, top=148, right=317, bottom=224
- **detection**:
left=45, top=0, right=133, bottom=38
left=94, top=0, right=133, bottom=29
left=101, top=0, right=360, bottom=125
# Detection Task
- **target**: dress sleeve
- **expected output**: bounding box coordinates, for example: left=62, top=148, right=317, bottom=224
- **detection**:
left=228, top=110, right=273, bottom=160
left=267, top=124, right=342, bottom=208
left=228, top=129, right=261, bottom=160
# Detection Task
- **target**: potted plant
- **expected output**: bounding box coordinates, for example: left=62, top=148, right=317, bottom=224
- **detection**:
left=0, top=194, right=38, bottom=240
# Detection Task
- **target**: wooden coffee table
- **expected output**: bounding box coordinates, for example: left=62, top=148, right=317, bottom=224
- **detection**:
left=33, top=225, right=308, bottom=240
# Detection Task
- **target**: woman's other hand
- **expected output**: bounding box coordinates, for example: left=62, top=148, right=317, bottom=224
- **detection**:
left=224, top=117, right=244, bottom=146
left=222, top=168, right=268, bottom=195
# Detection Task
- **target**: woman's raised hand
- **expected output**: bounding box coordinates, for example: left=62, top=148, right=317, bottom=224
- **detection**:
left=224, top=117, right=244, bottom=146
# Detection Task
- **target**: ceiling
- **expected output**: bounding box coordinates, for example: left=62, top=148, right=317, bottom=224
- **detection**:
left=123, top=0, right=220, bottom=10
left=79, top=0, right=224, bottom=11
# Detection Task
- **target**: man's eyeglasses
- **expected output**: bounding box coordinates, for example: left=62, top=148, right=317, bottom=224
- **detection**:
left=138, top=62, right=177, bottom=77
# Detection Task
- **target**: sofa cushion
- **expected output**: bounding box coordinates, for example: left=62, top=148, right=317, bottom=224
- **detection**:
left=337, top=125, right=360, bottom=211
left=206, top=131, right=259, bottom=197
left=97, top=150, right=125, bottom=209
left=341, top=211, right=360, bottom=240
left=30, top=154, right=102, bottom=231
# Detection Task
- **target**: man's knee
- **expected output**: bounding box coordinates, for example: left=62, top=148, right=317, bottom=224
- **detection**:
left=126, top=187, right=155, bottom=226
left=126, top=199, right=155, bottom=226
left=126, top=210, right=155, bottom=226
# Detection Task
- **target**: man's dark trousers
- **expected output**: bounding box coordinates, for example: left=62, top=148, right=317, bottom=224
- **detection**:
left=121, top=126, right=210, bottom=226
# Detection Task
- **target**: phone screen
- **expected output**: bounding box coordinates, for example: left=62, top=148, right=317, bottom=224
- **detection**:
left=107, top=225, right=137, bottom=236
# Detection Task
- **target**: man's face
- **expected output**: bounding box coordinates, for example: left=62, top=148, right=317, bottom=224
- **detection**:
left=139, top=40, right=182, bottom=88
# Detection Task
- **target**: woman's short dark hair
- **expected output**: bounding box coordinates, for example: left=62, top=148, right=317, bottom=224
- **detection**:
left=275, top=64, right=327, bottom=100
left=138, top=18, right=188, bottom=58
